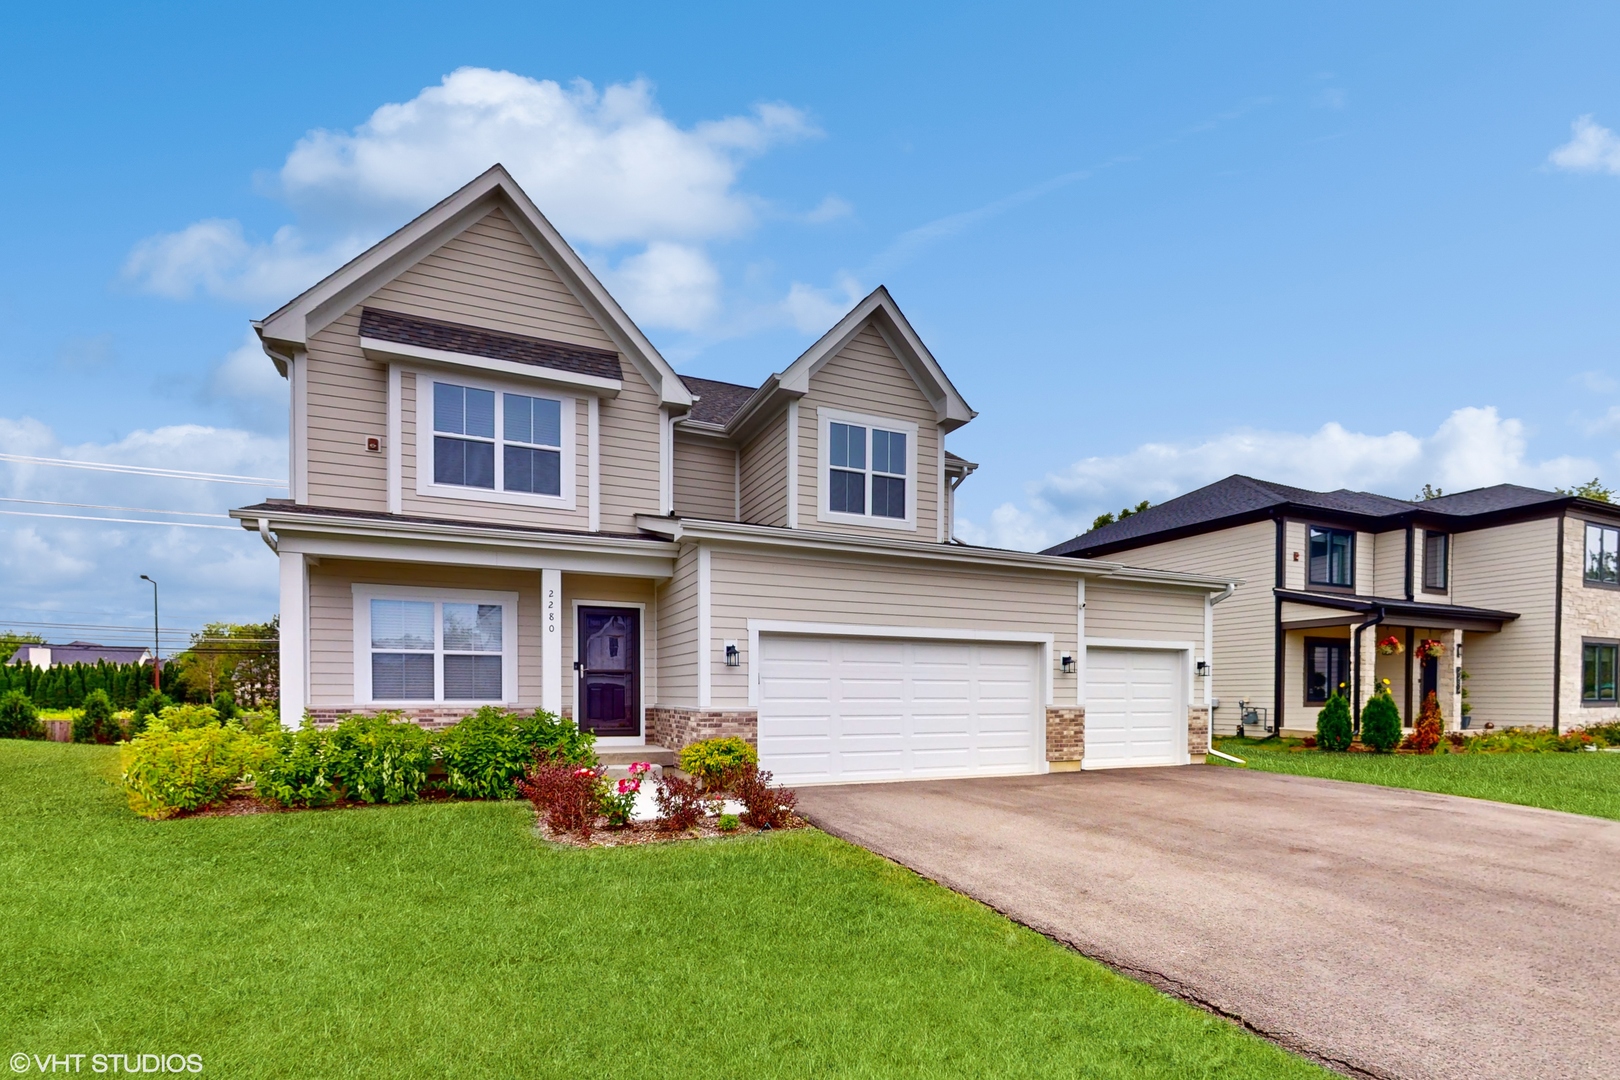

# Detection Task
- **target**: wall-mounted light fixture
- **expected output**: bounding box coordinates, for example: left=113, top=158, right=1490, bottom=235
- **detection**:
left=1196, top=660, right=1211, bottom=677
left=1060, top=653, right=1077, bottom=674
left=724, top=641, right=741, bottom=667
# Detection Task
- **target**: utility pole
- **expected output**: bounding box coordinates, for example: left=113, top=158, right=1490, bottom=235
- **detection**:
left=139, top=575, right=160, bottom=692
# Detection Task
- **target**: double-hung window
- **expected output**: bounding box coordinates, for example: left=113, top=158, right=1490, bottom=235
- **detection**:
left=1583, top=642, right=1618, bottom=703
left=821, top=410, right=916, bottom=526
left=359, top=588, right=516, bottom=704
left=425, top=378, right=569, bottom=503
left=1423, top=531, right=1449, bottom=591
left=1308, top=526, right=1355, bottom=588
left=1585, top=523, right=1619, bottom=586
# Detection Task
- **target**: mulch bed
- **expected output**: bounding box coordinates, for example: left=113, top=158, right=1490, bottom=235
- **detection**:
left=537, top=815, right=810, bottom=848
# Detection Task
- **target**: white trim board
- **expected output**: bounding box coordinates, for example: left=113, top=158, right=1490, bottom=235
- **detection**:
left=745, top=619, right=1054, bottom=707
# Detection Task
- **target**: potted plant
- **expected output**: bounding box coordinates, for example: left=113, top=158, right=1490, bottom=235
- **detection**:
left=1376, top=635, right=1403, bottom=656
left=1417, top=638, right=1444, bottom=659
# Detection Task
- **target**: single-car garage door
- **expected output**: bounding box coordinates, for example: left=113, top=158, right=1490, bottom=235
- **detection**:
left=1083, top=648, right=1186, bottom=769
left=757, top=634, right=1042, bottom=785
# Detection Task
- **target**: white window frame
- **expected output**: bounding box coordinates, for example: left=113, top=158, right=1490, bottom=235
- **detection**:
left=352, top=584, right=519, bottom=706
left=412, top=368, right=577, bottom=510
left=815, top=406, right=919, bottom=531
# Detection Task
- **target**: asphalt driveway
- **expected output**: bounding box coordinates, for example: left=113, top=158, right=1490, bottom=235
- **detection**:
left=798, top=766, right=1620, bottom=1080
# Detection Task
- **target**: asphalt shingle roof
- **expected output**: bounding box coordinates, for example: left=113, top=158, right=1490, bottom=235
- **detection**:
left=360, top=308, right=623, bottom=382
left=678, top=375, right=758, bottom=426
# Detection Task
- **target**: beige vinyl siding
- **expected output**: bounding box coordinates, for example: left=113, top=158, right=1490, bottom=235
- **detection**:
left=1372, top=530, right=1406, bottom=599
left=1283, top=626, right=1350, bottom=730
left=562, top=573, right=658, bottom=719
left=306, top=559, right=542, bottom=708
left=673, top=434, right=737, bottom=521
left=1092, top=521, right=1275, bottom=734
left=368, top=208, right=614, bottom=350
left=738, top=413, right=789, bottom=527
left=304, top=310, right=389, bottom=511
left=1354, top=531, right=1375, bottom=594
left=1283, top=521, right=1306, bottom=590
left=797, top=324, right=941, bottom=539
left=655, top=545, right=700, bottom=706
left=706, top=547, right=1082, bottom=709
left=1083, top=580, right=1204, bottom=641
left=398, top=370, right=592, bottom=529
left=1560, top=512, right=1620, bottom=726
left=1451, top=517, right=1558, bottom=729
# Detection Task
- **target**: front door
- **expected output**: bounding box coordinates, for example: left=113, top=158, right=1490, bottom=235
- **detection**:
left=577, top=607, right=640, bottom=736
left=1421, top=655, right=1439, bottom=703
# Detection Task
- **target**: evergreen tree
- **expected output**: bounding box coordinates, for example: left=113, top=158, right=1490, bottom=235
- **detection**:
left=1361, top=692, right=1402, bottom=752
left=1316, top=693, right=1353, bottom=751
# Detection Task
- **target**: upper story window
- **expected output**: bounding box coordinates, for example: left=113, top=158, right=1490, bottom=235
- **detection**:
left=1585, top=523, right=1619, bottom=586
left=357, top=587, right=515, bottom=704
left=818, top=408, right=918, bottom=530
left=1308, top=526, right=1354, bottom=588
left=417, top=376, right=573, bottom=508
left=1423, top=531, right=1449, bottom=591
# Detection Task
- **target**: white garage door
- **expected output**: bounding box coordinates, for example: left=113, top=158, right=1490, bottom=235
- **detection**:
left=757, top=634, right=1042, bottom=785
left=1083, top=648, right=1185, bottom=769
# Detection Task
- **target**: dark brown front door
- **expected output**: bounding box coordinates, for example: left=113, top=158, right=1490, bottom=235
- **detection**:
left=577, top=607, right=640, bottom=736
left=1421, top=655, right=1439, bottom=703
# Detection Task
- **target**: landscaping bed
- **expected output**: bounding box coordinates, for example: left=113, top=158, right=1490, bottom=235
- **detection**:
left=0, top=739, right=1326, bottom=1079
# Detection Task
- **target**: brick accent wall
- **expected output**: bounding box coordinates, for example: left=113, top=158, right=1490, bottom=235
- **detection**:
left=645, top=707, right=759, bottom=751
left=1045, top=706, right=1085, bottom=762
left=1188, top=705, right=1210, bottom=758
left=304, top=707, right=473, bottom=731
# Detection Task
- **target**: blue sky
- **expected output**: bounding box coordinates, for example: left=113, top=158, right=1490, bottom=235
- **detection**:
left=3, top=0, right=1620, bottom=644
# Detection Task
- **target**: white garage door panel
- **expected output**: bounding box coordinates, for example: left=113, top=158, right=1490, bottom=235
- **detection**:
left=758, top=635, right=1041, bottom=785
left=1083, top=648, right=1185, bottom=769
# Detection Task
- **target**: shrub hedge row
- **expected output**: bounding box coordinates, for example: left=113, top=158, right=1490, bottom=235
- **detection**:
left=118, top=705, right=595, bottom=819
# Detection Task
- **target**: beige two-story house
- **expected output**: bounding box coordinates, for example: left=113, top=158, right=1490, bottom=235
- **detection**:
left=231, top=165, right=1235, bottom=784
left=1047, top=475, right=1620, bottom=737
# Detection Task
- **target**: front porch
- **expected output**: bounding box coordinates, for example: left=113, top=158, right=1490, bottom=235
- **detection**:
left=1276, top=591, right=1519, bottom=737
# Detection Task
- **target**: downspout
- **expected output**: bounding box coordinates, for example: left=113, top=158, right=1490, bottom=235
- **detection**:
left=257, top=517, right=278, bottom=554
left=1404, top=522, right=1415, bottom=601
left=1351, top=606, right=1386, bottom=734
left=1553, top=514, right=1565, bottom=734
left=1204, top=581, right=1235, bottom=746
left=1274, top=517, right=1286, bottom=735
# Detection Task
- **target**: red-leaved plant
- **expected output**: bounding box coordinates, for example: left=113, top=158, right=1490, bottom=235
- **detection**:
left=733, top=767, right=797, bottom=830
left=517, top=759, right=604, bottom=838
left=1407, top=691, right=1443, bottom=754
left=654, top=773, right=706, bottom=832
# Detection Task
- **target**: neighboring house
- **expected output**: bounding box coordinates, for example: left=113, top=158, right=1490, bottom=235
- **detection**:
left=5, top=641, right=155, bottom=669
left=231, top=165, right=1236, bottom=784
left=1045, top=475, right=1620, bottom=737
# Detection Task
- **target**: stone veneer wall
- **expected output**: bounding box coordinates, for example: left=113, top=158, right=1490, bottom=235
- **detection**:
left=1187, top=705, right=1210, bottom=759
left=305, top=706, right=470, bottom=731
left=645, top=706, right=759, bottom=751
left=1044, top=707, right=1085, bottom=762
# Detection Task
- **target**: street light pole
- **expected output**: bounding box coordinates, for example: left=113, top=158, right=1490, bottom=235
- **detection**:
left=139, top=575, right=159, bottom=692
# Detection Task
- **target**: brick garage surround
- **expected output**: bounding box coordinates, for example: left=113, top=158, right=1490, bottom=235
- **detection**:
left=645, top=707, right=759, bottom=751
left=1188, top=705, right=1210, bottom=760
left=1045, top=707, right=1085, bottom=767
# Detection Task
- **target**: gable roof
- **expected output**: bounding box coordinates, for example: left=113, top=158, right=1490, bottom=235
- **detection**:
left=5, top=641, right=153, bottom=667
left=1044, top=474, right=1598, bottom=559
left=678, top=375, right=758, bottom=426
left=254, top=164, right=692, bottom=409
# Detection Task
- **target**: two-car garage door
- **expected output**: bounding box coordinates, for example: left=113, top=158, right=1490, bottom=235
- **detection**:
left=757, top=635, right=1041, bottom=786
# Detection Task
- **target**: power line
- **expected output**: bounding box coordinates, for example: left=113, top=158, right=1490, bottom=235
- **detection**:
left=0, top=497, right=227, bottom=518
left=0, top=453, right=286, bottom=487
left=0, top=509, right=239, bottom=531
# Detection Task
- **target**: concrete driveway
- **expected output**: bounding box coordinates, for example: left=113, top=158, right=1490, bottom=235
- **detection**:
left=798, top=766, right=1620, bottom=1080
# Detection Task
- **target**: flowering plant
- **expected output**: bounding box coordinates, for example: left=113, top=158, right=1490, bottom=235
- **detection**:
left=599, top=762, right=653, bottom=828
left=1376, top=635, right=1403, bottom=656
left=1417, top=638, right=1444, bottom=659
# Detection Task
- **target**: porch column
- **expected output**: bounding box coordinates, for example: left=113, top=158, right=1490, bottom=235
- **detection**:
left=278, top=551, right=308, bottom=730
left=1439, top=628, right=1463, bottom=731
left=541, top=568, right=562, bottom=716
left=1356, top=622, right=1379, bottom=725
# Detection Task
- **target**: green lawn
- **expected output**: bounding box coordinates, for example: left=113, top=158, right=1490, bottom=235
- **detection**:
left=1213, top=736, right=1620, bottom=820
left=0, top=742, right=1320, bottom=1079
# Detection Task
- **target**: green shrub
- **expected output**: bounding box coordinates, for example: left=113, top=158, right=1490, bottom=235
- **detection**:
left=212, top=691, right=238, bottom=721
left=516, top=709, right=596, bottom=766
left=128, top=691, right=173, bottom=738
left=327, top=713, right=436, bottom=804
left=73, top=689, right=122, bottom=744
left=237, top=709, right=282, bottom=736
left=0, top=690, right=43, bottom=740
left=1576, top=721, right=1620, bottom=748
left=255, top=723, right=340, bottom=808
left=148, top=703, right=221, bottom=731
left=1315, top=694, right=1352, bottom=752
left=120, top=724, right=271, bottom=819
left=678, top=736, right=758, bottom=790
left=1455, top=726, right=1609, bottom=753
left=1360, top=693, right=1402, bottom=753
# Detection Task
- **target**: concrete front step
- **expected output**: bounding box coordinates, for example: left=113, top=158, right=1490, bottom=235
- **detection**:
left=597, top=745, right=677, bottom=767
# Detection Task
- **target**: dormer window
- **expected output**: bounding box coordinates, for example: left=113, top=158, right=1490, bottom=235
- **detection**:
left=818, top=408, right=918, bottom=530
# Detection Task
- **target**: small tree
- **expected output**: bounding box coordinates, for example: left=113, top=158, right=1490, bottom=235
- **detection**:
left=212, top=691, right=238, bottom=721
left=0, top=690, right=43, bottom=740
left=1316, top=693, right=1352, bottom=751
left=1408, top=691, right=1443, bottom=753
left=1361, top=693, right=1402, bottom=752
left=73, top=689, right=122, bottom=744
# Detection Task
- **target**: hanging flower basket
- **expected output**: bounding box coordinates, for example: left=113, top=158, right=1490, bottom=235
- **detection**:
left=1376, top=635, right=1404, bottom=656
left=1417, top=638, right=1444, bottom=659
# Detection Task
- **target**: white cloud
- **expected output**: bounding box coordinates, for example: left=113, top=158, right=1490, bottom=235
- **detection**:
left=782, top=274, right=864, bottom=333
left=205, top=331, right=290, bottom=431
left=124, top=69, right=817, bottom=324
left=803, top=195, right=854, bottom=223
left=957, top=407, right=1600, bottom=552
left=1549, top=115, right=1620, bottom=175
left=0, top=418, right=285, bottom=634
left=1574, top=369, right=1619, bottom=394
